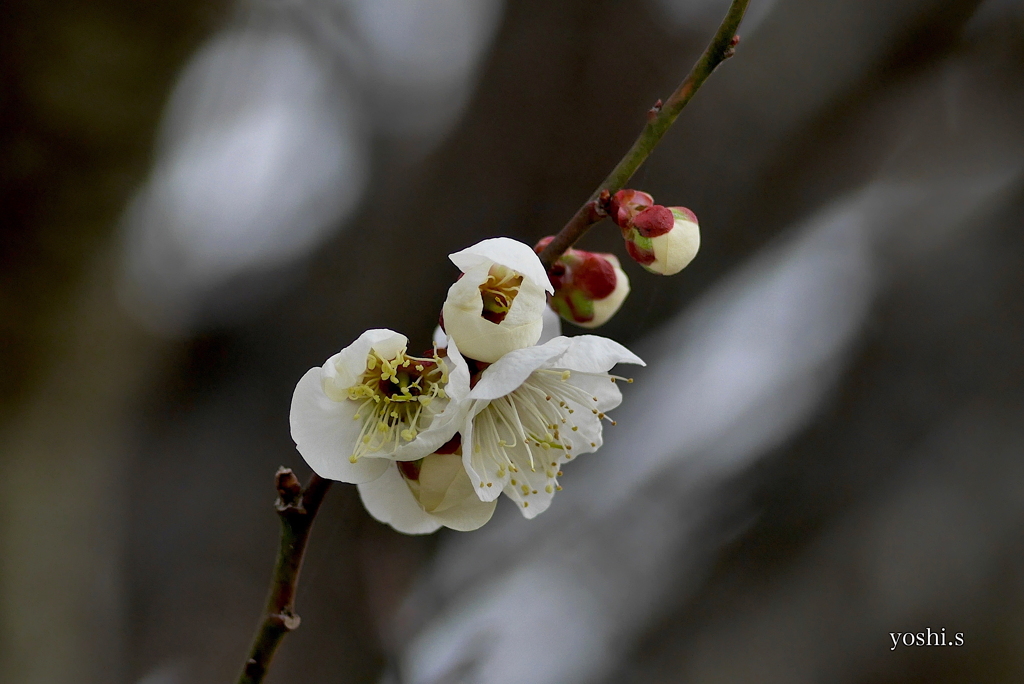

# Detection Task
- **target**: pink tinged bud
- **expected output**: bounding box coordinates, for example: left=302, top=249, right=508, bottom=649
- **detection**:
left=539, top=239, right=630, bottom=328
left=623, top=229, right=656, bottom=266
left=638, top=207, right=700, bottom=276
left=609, top=189, right=655, bottom=229
left=573, top=252, right=617, bottom=299
left=632, top=205, right=674, bottom=237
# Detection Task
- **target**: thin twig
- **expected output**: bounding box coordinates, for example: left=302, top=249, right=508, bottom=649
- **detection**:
left=538, top=0, right=750, bottom=269
left=237, top=469, right=332, bottom=684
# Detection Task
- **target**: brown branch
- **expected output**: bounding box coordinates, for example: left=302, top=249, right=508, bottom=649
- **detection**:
left=538, top=0, right=750, bottom=270
left=237, top=469, right=332, bottom=684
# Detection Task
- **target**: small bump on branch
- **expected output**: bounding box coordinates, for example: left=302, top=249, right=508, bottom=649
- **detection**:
left=236, top=470, right=331, bottom=684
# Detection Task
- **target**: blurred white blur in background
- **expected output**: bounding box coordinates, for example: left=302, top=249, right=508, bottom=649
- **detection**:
left=119, top=0, right=503, bottom=335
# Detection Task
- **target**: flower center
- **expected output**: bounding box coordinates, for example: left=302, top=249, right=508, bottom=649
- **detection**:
left=345, top=347, right=448, bottom=463
left=479, top=264, right=523, bottom=324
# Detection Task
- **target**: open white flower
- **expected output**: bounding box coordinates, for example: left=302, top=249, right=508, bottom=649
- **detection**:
left=455, top=335, right=644, bottom=518
left=358, top=451, right=496, bottom=534
left=442, top=237, right=554, bottom=363
left=290, top=329, right=469, bottom=483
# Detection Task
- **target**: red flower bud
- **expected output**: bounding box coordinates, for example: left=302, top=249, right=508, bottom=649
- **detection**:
left=632, top=205, right=674, bottom=237
left=622, top=206, right=700, bottom=275
left=534, top=237, right=630, bottom=328
left=609, top=189, right=655, bottom=229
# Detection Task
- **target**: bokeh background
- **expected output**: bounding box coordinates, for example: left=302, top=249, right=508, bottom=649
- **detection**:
left=3, top=0, right=1024, bottom=682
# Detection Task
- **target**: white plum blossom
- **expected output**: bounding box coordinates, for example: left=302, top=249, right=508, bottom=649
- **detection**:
left=358, top=452, right=496, bottom=534
left=442, top=237, right=554, bottom=363
left=289, top=329, right=469, bottom=484
left=453, top=334, right=644, bottom=518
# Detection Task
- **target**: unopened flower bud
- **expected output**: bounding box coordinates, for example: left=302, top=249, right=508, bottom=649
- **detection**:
left=535, top=237, right=630, bottom=328
left=622, top=206, right=699, bottom=276
left=608, top=189, right=655, bottom=229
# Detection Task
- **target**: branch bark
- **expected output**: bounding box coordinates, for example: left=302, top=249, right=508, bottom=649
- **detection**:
left=237, top=470, right=332, bottom=684
left=538, top=0, right=750, bottom=269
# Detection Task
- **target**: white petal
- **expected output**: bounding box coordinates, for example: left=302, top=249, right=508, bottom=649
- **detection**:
left=357, top=463, right=442, bottom=535
left=358, top=457, right=496, bottom=534
left=576, top=257, right=630, bottom=329
left=289, top=368, right=390, bottom=483
left=432, top=324, right=448, bottom=349
left=459, top=400, right=510, bottom=501
left=547, top=334, right=644, bottom=373
left=564, top=372, right=625, bottom=414
left=469, top=337, right=572, bottom=401
left=502, top=443, right=558, bottom=519
left=388, top=406, right=463, bottom=462
left=417, top=453, right=497, bottom=531
left=442, top=262, right=546, bottom=363
left=649, top=211, right=699, bottom=275
left=538, top=306, right=562, bottom=344
left=442, top=337, right=472, bottom=403
left=321, top=328, right=408, bottom=400
left=448, top=237, right=554, bottom=293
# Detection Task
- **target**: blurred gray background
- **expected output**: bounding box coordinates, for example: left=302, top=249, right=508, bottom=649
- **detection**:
left=2, top=0, right=1024, bottom=682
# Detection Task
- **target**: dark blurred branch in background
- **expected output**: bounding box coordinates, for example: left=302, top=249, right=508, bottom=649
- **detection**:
left=238, top=470, right=331, bottom=684
left=538, top=0, right=749, bottom=269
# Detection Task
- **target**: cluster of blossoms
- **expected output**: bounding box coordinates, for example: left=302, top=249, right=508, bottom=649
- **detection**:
left=290, top=193, right=698, bottom=534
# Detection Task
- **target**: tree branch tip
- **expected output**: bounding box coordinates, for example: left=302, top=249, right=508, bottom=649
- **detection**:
left=275, top=467, right=303, bottom=506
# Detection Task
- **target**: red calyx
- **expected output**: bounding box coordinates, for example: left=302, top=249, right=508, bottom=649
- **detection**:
left=398, top=460, right=422, bottom=481
left=633, top=206, right=673, bottom=237
left=434, top=433, right=462, bottom=455
left=573, top=253, right=617, bottom=299
left=625, top=235, right=656, bottom=265
left=610, top=189, right=655, bottom=229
